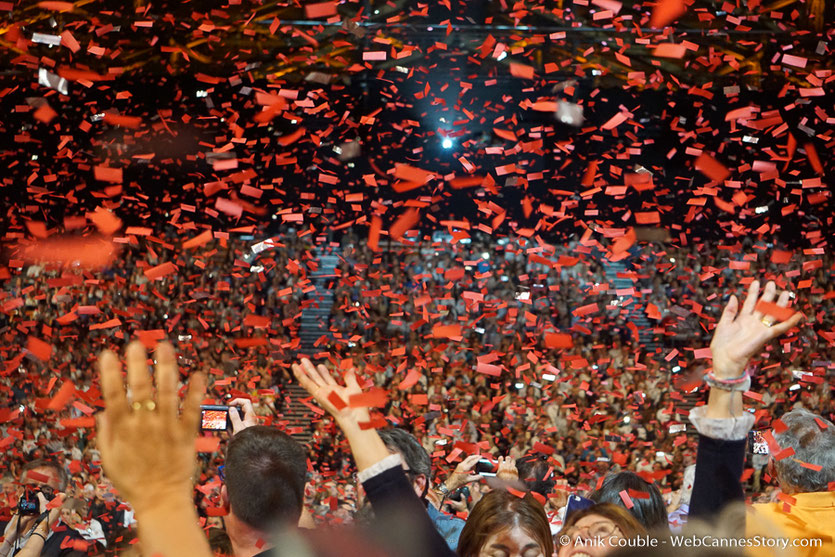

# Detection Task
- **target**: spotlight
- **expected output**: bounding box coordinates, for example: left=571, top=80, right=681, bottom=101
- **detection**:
left=441, top=137, right=453, bottom=149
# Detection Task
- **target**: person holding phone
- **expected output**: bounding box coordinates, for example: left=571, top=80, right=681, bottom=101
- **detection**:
left=0, top=459, right=84, bottom=557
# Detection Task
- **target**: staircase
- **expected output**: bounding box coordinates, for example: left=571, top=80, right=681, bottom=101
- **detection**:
left=282, top=383, right=315, bottom=444
left=298, top=244, right=340, bottom=355
left=282, top=243, right=341, bottom=443
left=603, top=257, right=658, bottom=355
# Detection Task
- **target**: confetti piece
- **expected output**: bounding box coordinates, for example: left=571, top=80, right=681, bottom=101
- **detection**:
left=694, top=153, right=730, bottom=182
left=754, top=301, right=796, bottom=322
left=144, top=262, right=178, bottom=280
left=432, top=324, right=462, bottom=339
left=27, top=336, right=53, bottom=361
left=327, top=391, right=347, bottom=410
left=368, top=216, right=382, bottom=252
left=619, top=490, right=635, bottom=509
left=389, top=209, right=420, bottom=241
left=93, top=166, right=123, bottom=183
left=394, top=163, right=435, bottom=184
left=601, top=111, right=629, bottom=130
left=182, top=230, right=213, bottom=250
left=650, top=0, right=686, bottom=27
left=88, top=207, right=123, bottom=235
left=348, top=389, right=388, bottom=408
left=195, top=436, right=221, bottom=453
left=47, top=381, right=75, bottom=411
left=103, top=113, right=142, bottom=129
left=33, top=103, right=58, bottom=123
left=305, top=1, right=337, bottom=18
left=774, top=447, right=795, bottom=461
left=509, top=63, right=535, bottom=79
left=26, top=471, right=51, bottom=483
left=544, top=333, right=573, bottom=349
left=572, top=303, right=598, bottom=317
left=653, top=43, right=687, bottom=59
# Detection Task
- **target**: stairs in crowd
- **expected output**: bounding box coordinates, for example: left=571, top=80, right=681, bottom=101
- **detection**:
left=284, top=242, right=340, bottom=444
left=298, top=244, right=340, bottom=354
left=603, top=257, right=659, bottom=354
left=282, top=383, right=315, bottom=444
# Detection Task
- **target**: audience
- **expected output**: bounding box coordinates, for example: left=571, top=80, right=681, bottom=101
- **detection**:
left=1, top=220, right=831, bottom=557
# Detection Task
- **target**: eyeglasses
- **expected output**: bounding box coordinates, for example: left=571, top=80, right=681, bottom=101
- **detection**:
left=561, top=521, right=620, bottom=542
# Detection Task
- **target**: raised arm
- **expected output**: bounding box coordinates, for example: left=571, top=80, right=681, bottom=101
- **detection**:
left=293, top=359, right=456, bottom=557
left=97, top=341, right=211, bottom=557
left=689, top=280, right=802, bottom=517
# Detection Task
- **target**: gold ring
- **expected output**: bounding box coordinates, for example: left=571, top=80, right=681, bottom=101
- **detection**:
left=761, top=316, right=776, bottom=328
left=131, top=400, right=156, bottom=411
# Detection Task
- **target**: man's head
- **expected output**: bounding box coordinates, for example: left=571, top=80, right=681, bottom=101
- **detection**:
left=772, top=408, right=835, bottom=494
left=378, top=428, right=432, bottom=499
left=223, top=426, right=307, bottom=531
left=21, top=458, right=67, bottom=492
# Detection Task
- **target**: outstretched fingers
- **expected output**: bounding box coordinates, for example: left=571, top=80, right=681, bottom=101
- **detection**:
left=752, top=281, right=777, bottom=320
left=181, top=372, right=207, bottom=436
left=155, top=342, right=180, bottom=420
left=717, top=294, right=739, bottom=329
left=99, top=350, right=128, bottom=421
left=740, top=280, right=760, bottom=316
left=126, top=341, right=153, bottom=405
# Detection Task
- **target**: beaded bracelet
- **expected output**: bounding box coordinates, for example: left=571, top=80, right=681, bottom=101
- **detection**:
left=704, top=371, right=751, bottom=392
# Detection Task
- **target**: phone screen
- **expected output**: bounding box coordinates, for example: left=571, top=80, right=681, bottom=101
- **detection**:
left=475, top=458, right=497, bottom=477
left=751, top=430, right=769, bottom=455
left=200, top=406, right=229, bottom=431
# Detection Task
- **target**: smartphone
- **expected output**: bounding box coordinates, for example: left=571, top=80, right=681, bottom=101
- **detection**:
left=475, top=458, right=497, bottom=477
left=565, top=494, right=595, bottom=518
left=200, top=405, right=230, bottom=431
left=750, top=429, right=769, bottom=455
left=669, top=424, right=686, bottom=434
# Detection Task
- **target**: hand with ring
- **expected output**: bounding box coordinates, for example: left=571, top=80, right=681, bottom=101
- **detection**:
left=97, top=341, right=206, bottom=514
left=710, top=280, right=803, bottom=379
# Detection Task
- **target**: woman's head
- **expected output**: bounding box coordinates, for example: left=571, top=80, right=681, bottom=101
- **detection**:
left=588, top=472, right=668, bottom=530
left=458, top=490, right=553, bottom=557
left=558, top=503, right=647, bottom=557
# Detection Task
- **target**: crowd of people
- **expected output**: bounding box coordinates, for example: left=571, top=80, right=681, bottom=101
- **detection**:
left=0, top=225, right=833, bottom=556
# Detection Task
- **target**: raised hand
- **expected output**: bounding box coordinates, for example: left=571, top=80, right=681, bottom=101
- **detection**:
left=228, top=398, right=258, bottom=435
left=97, top=341, right=206, bottom=512
left=496, top=456, right=519, bottom=482
left=710, top=280, right=802, bottom=379
left=445, top=454, right=483, bottom=492
left=292, top=358, right=370, bottom=427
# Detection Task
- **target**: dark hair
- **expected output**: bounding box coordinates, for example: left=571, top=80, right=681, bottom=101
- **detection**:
left=517, top=453, right=556, bottom=497
left=207, top=527, right=234, bottom=556
left=589, top=471, right=668, bottom=530
left=22, top=458, right=68, bottom=491
left=224, top=426, right=307, bottom=531
left=560, top=502, right=647, bottom=538
left=378, top=428, right=432, bottom=482
left=457, top=490, right=554, bottom=557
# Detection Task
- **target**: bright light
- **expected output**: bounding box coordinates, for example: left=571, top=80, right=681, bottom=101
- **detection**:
left=442, top=137, right=453, bottom=149
left=755, top=206, right=768, bottom=214
left=542, top=373, right=556, bottom=381
left=515, top=382, right=525, bottom=389
left=624, top=416, right=631, bottom=424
